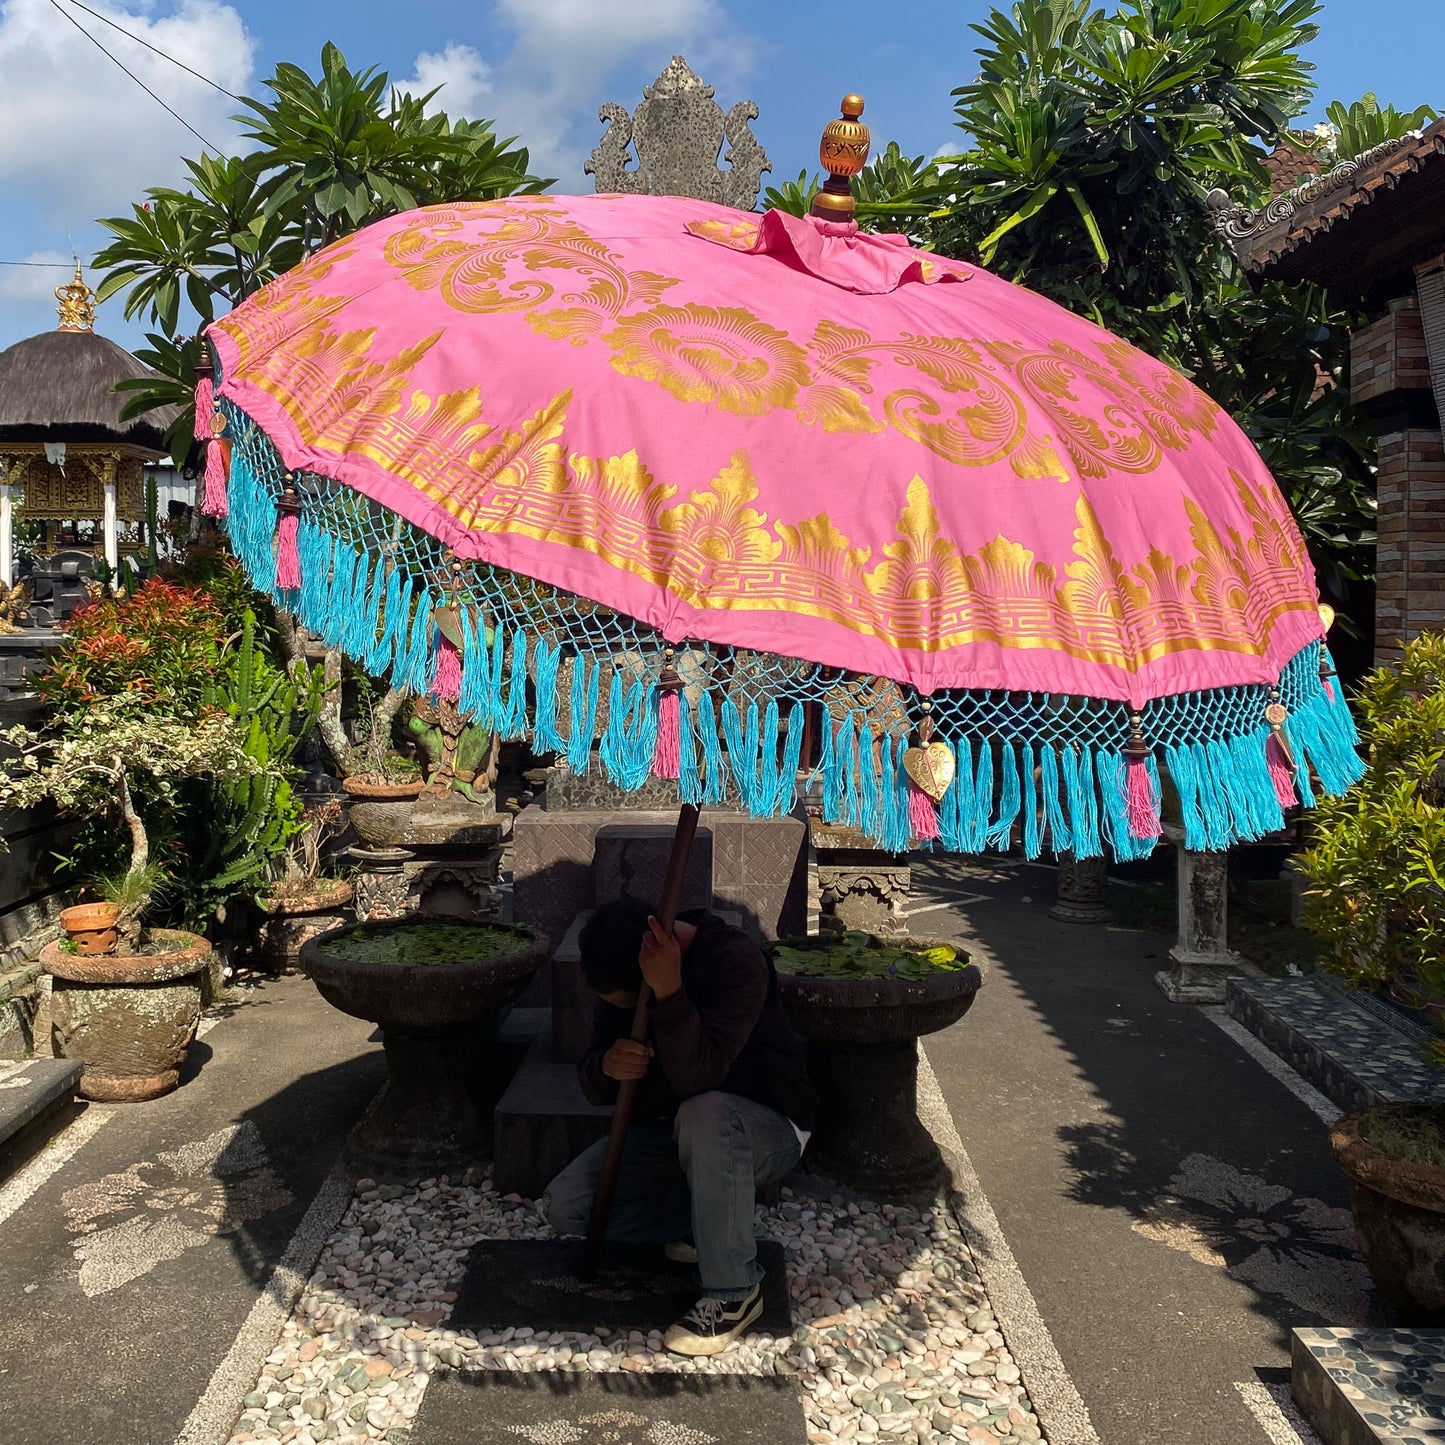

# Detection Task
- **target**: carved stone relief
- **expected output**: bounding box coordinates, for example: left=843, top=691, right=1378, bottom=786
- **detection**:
left=586, top=55, right=771, bottom=210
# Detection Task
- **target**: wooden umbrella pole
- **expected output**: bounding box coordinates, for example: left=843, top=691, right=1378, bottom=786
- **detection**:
left=581, top=801, right=702, bottom=1277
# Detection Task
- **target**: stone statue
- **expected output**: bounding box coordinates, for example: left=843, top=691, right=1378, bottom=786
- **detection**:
left=586, top=55, right=771, bottom=210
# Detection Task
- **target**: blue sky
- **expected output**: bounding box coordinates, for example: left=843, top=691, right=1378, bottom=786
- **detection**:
left=0, top=0, right=1440, bottom=352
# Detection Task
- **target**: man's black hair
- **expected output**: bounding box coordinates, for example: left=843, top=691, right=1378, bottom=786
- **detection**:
left=578, top=896, right=655, bottom=994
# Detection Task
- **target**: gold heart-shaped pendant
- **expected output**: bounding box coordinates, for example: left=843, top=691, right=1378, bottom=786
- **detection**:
left=902, top=740, right=956, bottom=803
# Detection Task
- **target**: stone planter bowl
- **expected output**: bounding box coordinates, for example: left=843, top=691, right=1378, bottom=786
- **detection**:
left=41, top=929, right=210, bottom=1101
left=770, top=935, right=984, bottom=1196
left=301, top=917, right=548, bottom=1029
left=773, top=935, right=984, bottom=1043
left=300, top=918, right=549, bottom=1172
left=1332, top=1102, right=1445, bottom=1324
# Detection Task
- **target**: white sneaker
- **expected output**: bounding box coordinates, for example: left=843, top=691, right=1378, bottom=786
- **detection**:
left=664, top=1239, right=699, bottom=1264
left=663, top=1286, right=764, bottom=1356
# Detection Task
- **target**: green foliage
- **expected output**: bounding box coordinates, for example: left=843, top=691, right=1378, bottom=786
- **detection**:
left=93, top=42, right=549, bottom=443
left=1297, top=632, right=1445, bottom=1012
left=838, top=0, right=1407, bottom=610
left=39, top=577, right=226, bottom=712
left=0, top=696, right=265, bottom=937
left=172, top=611, right=324, bottom=928
left=1324, top=93, right=1438, bottom=161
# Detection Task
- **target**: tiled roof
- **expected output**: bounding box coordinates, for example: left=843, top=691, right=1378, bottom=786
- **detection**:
left=1209, top=118, right=1445, bottom=289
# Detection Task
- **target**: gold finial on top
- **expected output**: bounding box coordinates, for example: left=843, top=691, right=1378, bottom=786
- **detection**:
left=55, top=261, right=96, bottom=333
left=811, top=94, right=871, bottom=221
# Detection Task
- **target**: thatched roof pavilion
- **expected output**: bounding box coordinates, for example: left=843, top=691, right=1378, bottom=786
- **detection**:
left=0, top=328, right=178, bottom=452
left=0, top=265, right=180, bottom=587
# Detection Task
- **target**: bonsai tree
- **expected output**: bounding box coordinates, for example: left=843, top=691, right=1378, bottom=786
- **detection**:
left=0, top=697, right=265, bottom=951
left=1298, top=631, right=1445, bottom=1011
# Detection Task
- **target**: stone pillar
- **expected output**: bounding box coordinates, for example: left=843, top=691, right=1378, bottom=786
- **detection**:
left=1049, top=852, right=1111, bottom=924
left=350, top=846, right=413, bottom=922
left=1156, top=832, right=1242, bottom=1002
left=1350, top=295, right=1444, bottom=664
left=811, top=823, right=909, bottom=937
left=0, top=478, right=12, bottom=588
left=100, top=461, right=119, bottom=582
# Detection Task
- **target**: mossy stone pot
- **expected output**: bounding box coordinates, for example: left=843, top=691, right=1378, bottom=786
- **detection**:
left=1332, top=1102, right=1445, bottom=1324
left=253, top=878, right=355, bottom=974
left=300, top=918, right=548, bottom=1172
left=41, top=929, right=210, bottom=1101
left=771, top=936, right=984, bottom=1195
left=342, top=775, right=424, bottom=849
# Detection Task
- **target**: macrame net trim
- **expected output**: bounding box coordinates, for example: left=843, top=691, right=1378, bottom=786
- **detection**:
left=220, top=399, right=1363, bottom=859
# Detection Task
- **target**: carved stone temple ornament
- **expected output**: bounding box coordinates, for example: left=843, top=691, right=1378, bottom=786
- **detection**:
left=586, top=55, right=771, bottom=210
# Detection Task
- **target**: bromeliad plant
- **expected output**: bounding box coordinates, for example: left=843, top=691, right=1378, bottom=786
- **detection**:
left=1298, top=632, right=1445, bottom=1011
left=0, top=697, right=266, bottom=951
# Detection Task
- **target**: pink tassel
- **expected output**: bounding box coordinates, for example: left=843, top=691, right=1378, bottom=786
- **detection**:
left=653, top=686, right=681, bottom=780
left=1266, top=732, right=1299, bottom=809
left=908, top=779, right=941, bottom=841
left=201, top=438, right=228, bottom=518
left=193, top=374, right=213, bottom=440
left=1125, top=755, right=1161, bottom=840
left=432, top=633, right=462, bottom=701
left=1324, top=677, right=1336, bottom=703
left=275, top=511, right=301, bottom=591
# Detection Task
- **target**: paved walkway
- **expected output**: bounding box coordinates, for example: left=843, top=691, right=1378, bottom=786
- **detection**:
left=913, top=856, right=1370, bottom=1445
left=0, top=977, right=383, bottom=1445
left=0, top=860, right=1375, bottom=1445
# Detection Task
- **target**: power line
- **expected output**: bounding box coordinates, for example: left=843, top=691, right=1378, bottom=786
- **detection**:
left=46, top=0, right=221, bottom=153
left=54, top=0, right=242, bottom=102
left=0, top=260, right=75, bottom=268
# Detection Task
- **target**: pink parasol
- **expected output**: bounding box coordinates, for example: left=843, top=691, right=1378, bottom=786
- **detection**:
left=203, top=104, right=1361, bottom=864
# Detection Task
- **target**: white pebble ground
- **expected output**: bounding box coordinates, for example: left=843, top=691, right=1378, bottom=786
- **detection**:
left=225, top=1170, right=1042, bottom=1445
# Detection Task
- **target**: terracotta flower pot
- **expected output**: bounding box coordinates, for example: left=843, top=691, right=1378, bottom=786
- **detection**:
left=58, top=901, right=120, bottom=957
left=1332, top=1102, right=1445, bottom=1324
left=41, top=929, right=211, bottom=1102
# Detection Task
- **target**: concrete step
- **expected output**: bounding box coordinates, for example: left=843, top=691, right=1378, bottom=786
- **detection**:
left=0, top=1057, right=83, bottom=1177
left=1226, top=976, right=1445, bottom=1115
left=492, top=1035, right=611, bottom=1198
left=1292, top=1326, right=1445, bottom=1445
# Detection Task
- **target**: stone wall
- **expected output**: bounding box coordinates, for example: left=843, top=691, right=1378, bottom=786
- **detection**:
left=1351, top=298, right=1433, bottom=405
left=0, top=805, right=67, bottom=1057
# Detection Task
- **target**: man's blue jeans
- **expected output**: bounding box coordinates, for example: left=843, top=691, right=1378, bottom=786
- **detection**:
left=543, top=1090, right=801, bottom=1301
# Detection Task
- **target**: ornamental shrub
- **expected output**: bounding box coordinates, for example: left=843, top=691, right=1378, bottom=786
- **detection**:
left=1299, top=632, right=1445, bottom=1014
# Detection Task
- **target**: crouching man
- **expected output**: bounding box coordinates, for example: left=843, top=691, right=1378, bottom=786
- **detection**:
left=544, top=897, right=817, bottom=1356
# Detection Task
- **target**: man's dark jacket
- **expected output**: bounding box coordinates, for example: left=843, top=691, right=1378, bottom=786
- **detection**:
left=578, top=909, right=817, bottom=1131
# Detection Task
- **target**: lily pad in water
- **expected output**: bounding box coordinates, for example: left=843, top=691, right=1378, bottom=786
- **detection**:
left=314, top=921, right=529, bottom=966
left=770, top=932, right=968, bottom=981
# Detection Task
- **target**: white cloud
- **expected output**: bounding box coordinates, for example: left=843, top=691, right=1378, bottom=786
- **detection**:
left=398, top=43, right=494, bottom=118
left=481, top=0, right=760, bottom=188
left=0, top=0, right=258, bottom=224
left=0, top=250, right=72, bottom=304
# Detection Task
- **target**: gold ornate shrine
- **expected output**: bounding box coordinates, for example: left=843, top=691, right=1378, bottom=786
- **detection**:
left=0, top=448, right=147, bottom=523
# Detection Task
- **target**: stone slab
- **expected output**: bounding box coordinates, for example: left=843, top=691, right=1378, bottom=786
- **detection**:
left=594, top=823, right=714, bottom=912
left=449, top=1239, right=792, bottom=1336
left=1292, top=1327, right=1445, bottom=1445
left=413, top=1368, right=807, bottom=1445
left=492, top=1035, right=612, bottom=1197
left=1227, top=976, right=1445, bottom=1114
left=0, top=1057, right=81, bottom=1164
